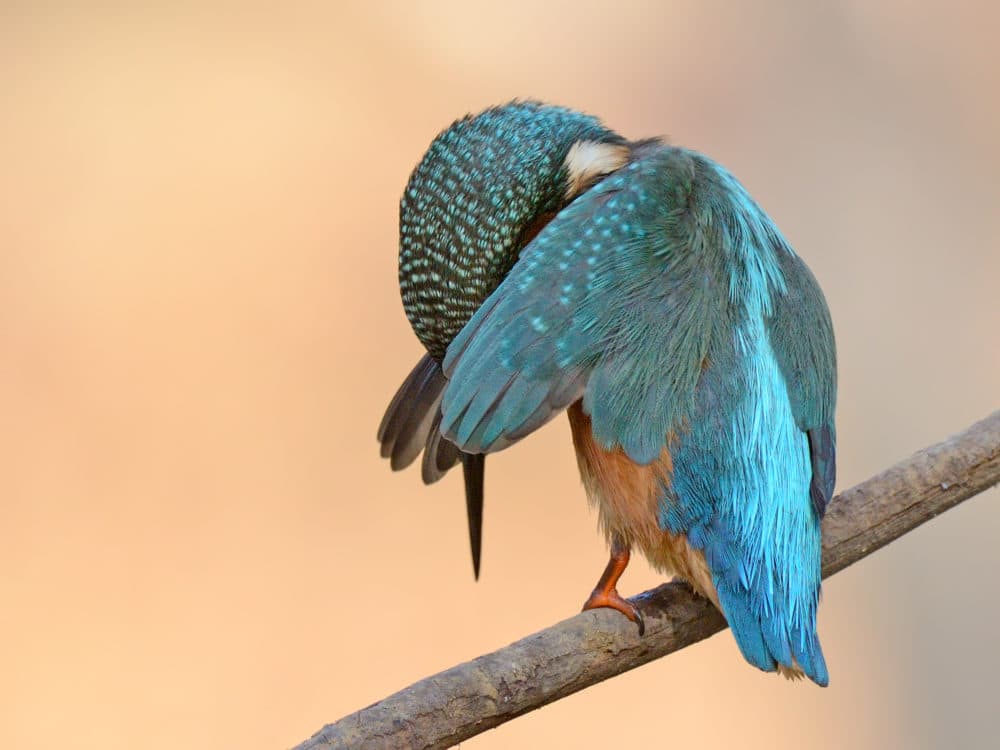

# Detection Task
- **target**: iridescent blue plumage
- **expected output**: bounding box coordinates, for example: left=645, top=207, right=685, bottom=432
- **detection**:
left=381, top=103, right=837, bottom=684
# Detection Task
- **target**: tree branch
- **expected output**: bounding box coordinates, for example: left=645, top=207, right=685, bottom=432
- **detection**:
left=295, top=411, right=1000, bottom=750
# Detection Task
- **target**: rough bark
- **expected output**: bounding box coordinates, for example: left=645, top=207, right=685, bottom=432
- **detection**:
left=294, top=411, right=1000, bottom=750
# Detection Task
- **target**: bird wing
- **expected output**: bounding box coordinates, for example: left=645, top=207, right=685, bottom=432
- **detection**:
left=441, top=145, right=837, bottom=684
left=440, top=146, right=728, bottom=465
left=766, top=251, right=838, bottom=517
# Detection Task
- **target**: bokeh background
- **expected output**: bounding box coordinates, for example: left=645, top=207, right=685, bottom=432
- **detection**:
left=2, top=2, right=998, bottom=748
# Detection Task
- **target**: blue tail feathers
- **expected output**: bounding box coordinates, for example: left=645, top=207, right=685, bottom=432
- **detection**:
left=715, top=575, right=829, bottom=686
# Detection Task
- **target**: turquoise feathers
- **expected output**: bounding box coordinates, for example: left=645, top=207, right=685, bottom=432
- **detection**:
left=380, top=102, right=837, bottom=685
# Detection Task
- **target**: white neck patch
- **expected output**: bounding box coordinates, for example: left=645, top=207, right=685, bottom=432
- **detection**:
left=563, top=140, right=630, bottom=200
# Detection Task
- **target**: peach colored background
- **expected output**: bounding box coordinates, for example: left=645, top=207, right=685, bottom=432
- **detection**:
left=2, top=3, right=998, bottom=749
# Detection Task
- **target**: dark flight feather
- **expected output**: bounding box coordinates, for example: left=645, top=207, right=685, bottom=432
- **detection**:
left=461, top=453, right=485, bottom=580
left=378, top=353, right=485, bottom=578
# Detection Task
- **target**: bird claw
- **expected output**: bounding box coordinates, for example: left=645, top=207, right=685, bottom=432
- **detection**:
left=582, top=588, right=645, bottom=636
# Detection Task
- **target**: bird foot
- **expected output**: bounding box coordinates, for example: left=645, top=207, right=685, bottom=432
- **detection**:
left=582, top=588, right=645, bottom=636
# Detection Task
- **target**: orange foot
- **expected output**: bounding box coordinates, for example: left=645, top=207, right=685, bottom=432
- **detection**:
left=581, top=538, right=645, bottom=636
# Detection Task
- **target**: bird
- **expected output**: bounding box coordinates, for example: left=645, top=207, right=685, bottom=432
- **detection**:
left=377, top=101, right=837, bottom=686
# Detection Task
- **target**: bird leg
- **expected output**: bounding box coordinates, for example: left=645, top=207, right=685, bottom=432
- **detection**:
left=582, top=536, right=645, bottom=636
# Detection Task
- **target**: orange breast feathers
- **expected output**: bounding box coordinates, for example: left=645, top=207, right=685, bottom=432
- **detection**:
left=566, top=402, right=718, bottom=605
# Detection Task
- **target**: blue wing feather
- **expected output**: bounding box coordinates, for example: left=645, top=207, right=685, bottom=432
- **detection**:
left=443, top=149, right=724, bottom=461
left=766, top=245, right=838, bottom=518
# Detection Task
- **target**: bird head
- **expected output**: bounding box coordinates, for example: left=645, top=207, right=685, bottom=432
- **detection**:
left=398, top=101, right=629, bottom=359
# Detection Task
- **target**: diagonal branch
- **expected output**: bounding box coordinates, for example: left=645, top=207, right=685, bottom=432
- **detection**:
left=295, top=411, right=1000, bottom=750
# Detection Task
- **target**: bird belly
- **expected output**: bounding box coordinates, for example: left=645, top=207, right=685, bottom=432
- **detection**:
left=567, top=402, right=718, bottom=607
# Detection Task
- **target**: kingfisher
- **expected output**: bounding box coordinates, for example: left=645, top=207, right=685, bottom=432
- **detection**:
left=378, top=102, right=836, bottom=685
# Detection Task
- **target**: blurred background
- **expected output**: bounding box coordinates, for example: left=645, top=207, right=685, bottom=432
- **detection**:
left=2, top=2, right=998, bottom=748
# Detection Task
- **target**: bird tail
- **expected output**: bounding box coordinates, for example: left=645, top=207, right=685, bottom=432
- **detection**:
left=714, top=578, right=829, bottom=687
left=377, top=354, right=486, bottom=578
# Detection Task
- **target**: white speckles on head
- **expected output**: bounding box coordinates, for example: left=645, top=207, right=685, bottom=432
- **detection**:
left=562, top=140, right=630, bottom=200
